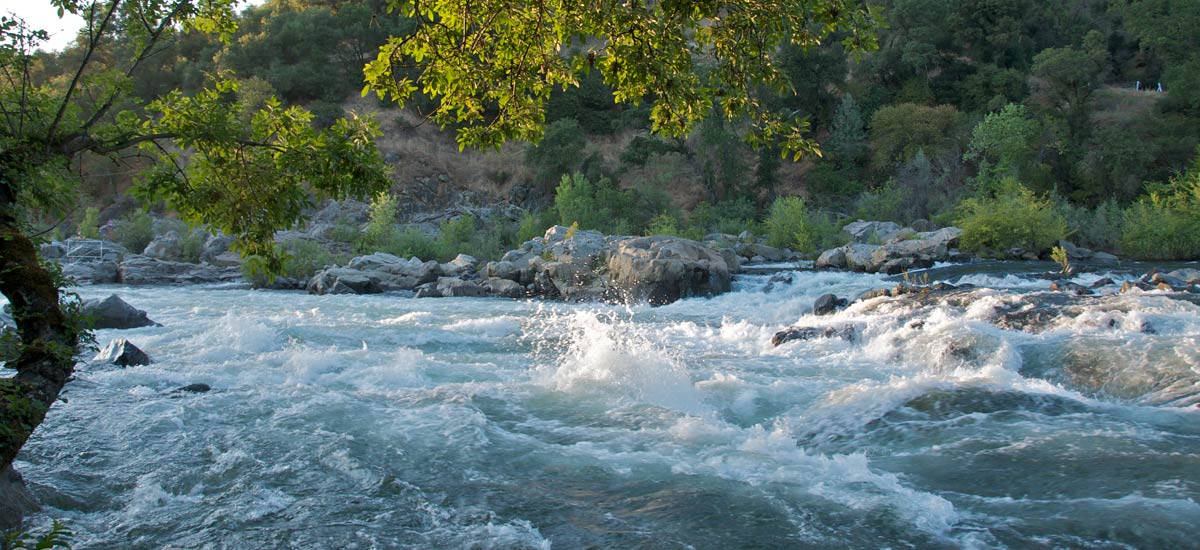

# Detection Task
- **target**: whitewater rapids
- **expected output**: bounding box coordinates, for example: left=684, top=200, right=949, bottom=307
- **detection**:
left=10, top=263, right=1200, bottom=548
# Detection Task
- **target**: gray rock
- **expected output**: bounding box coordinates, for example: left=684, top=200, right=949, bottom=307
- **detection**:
left=917, top=227, right=963, bottom=249
left=718, top=248, right=741, bottom=273
left=485, top=277, right=525, bottom=299
left=440, top=254, right=479, bottom=278
left=94, top=338, right=152, bottom=366
left=486, top=260, right=522, bottom=282
left=143, top=230, right=182, bottom=260
left=606, top=236, right=731, bottom=305
left=1166, top=268, right=1200, bottom=286
left=83, top=295, right=159, bottom=329
left=172, top=383, right=211, bottom=394
left=812, top=293, right=846, bottom=315
left=740, top=243, right=785, bottom=262
left=437, top=277, right=488, bottom=297
left=866, top=239, right=944, bottom=273
left=39, top=241, right=66, bottom=259
left=61, top=260, right=119, bottom=284
left=201, top=234, right=235, bottom=264
left=816, top=247, right=848, bottom=269
left=413, top=283, right=441, bottom=299
left=117, top=255, right=241, bottom=285
left=843, top=244, right=882, bottom=271
left=737, top=230, right=755, bottom=244
left=63, top=238, right=127, bottom=262
left=1091, top=251, right=1119, bottom=262
left=207, top=250, right=243, bottom=268
left=771, top=324, right=859, bottom=346
left=307, top=267, right=385, bottom=295
left=843, top=221, right=901, bottom=243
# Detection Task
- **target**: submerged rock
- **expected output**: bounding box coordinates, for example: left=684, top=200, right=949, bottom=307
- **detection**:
left=83, top=295, right=159, bottom=329
left=812, top=293, right=847, bottom=315
left=172, top=383, right=211, bottom=394
left=94, top=338, right=152, bottom=366
left=771, top=324, right=859, bottom=346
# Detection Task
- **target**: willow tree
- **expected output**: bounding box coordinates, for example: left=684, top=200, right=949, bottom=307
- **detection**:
left=364, top=0, right=880, bottom=159
left=0, top=0, right=389, bottom=472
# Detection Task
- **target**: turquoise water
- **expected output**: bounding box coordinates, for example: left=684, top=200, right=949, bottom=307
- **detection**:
left=13, top=265, right=1200, bottom=548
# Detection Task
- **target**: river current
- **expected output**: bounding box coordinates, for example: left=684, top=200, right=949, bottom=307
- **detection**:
left=12, top=263, right=1200, bottom=548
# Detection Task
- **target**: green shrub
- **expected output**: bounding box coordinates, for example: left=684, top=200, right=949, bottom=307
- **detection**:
left=329, top=220, right=361, bottom=244
left=955, top=179, right=1067, bottom=257
left=180, top=229, right=206, bottom=263
left=554, top=172, right=668, bottom=235
left=78, top=207, right=101, bottom=239
left=1119, top=202, right=1200, bottom=260
left=517, top=210, right=556, bottom=243
left=854, top=183, right=906, bottom=223
left=392, top=227, right=439, bottom=260
left=114, top=211, right=155, bottom=252
left=764, top=196, right=844, bottom=253
left=356, top=192, right=400, bottom=254
left=1118, top=162, right=1200, bottom=260
left=1055, top=196, right=1124, bottom=252
left=283, top=239, right=347, bottom=279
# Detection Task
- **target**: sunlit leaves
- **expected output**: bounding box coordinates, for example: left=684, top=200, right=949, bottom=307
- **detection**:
left=138, top=77, right=390, bottom=273
left=366, top=0, right=879, bottom=158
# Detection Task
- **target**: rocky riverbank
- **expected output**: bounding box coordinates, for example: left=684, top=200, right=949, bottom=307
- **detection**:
left=42, top=208, right=1140, bottom=307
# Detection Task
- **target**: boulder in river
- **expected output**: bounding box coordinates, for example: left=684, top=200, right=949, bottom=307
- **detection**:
left=94, top=338, right=153, bottom=366
left=606, top=236, right=732, bottom=305
left=83, top=295, right=159, bottom=329
left=771, top=324, right=859, bottom=346
left=484, top=277, right=525, bottom=299
left=94, top=336, right=153, bottom=367
left=171, top=383, right=211, bottom=394
left=812, top=293, right=847, bottom=315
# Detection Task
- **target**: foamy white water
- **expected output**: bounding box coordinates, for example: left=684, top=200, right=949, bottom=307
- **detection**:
left=10, top=263, right=1200, bottom=548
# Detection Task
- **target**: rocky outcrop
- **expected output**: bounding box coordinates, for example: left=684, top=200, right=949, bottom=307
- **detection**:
left=61, top=259, right=120, bottom=284
left=606, top=236, right=732, bottom=305
left=314, top=227, right=733, bottom=305
left=94, top=338, right=153, bottom=366
left=143, top=230, right=182, bottom=260
left=83, top=295, right=160, bottom=329
left=817, top=224, right=963, bottom=274
left=117, top=255, right=242, bottom=285
left=843, top=220, right=901, bottom=243
left=308, top=254, right=443, bottom=295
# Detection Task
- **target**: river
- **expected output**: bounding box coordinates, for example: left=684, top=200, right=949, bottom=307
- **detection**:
left=13, top=262, right=1200, bottom=548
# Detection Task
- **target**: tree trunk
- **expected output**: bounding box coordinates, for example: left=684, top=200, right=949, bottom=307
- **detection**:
left=0, top=181, right=79, bottom=471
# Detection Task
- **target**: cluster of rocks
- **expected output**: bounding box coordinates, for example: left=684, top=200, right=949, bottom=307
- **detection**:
left=815, top=221, right=967, bottom=274
left=771, top=267, right=1200, bottom=347
left=307, top=225, right=733, bottom=305
left=41, top=236, right=242, bottom=285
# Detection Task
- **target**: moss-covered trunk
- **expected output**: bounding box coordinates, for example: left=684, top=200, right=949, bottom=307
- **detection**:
left=0, top=165, right=79, bottom=471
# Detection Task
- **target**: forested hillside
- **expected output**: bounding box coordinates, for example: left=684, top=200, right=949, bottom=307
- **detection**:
left=30, top=0, right=1200, bottom=260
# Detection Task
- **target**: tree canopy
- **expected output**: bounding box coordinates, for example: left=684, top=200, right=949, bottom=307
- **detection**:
left=363, top=0, right=881, bottom=158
